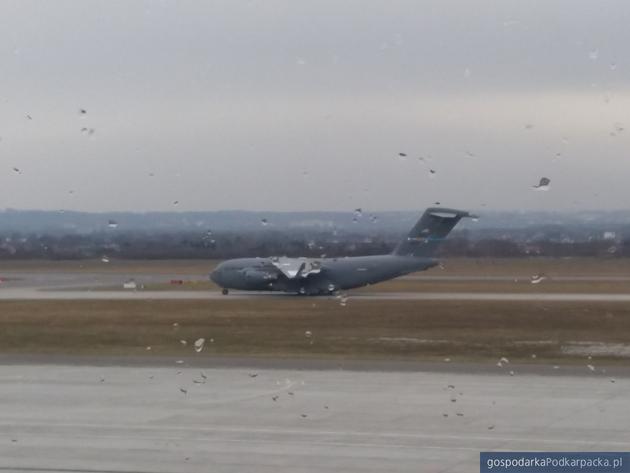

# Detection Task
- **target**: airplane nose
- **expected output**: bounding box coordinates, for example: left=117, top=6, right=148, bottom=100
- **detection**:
left=210, top=269, right=221, bottom=284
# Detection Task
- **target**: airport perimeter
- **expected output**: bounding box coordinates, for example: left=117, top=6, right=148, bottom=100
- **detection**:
left=1, top=258, right=629, bottom=473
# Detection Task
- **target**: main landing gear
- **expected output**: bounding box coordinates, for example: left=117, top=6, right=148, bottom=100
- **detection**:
left=221, top=288, right=229, bottom=295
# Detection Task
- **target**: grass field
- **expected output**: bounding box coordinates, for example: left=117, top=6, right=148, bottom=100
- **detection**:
left=0, top=298, right=629, bottom=363
left=2, top=257, right=630, bottom=363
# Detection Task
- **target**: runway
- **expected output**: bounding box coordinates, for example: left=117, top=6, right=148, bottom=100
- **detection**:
left=3, top=287, right=630, bottom=302
left=0, top=362, right=628, bottom=473
left=3, top=270, right=630, bottom=302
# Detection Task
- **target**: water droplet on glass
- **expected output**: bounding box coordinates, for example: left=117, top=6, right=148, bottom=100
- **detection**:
left=305, top=331, right=312, bottom=338
left=296, top=57, right=307, bottom=65
left=260, top=218, right=268, bottom=226
left=429, top=169, right=437, bottom=179
left=101, top=256, right=110, bottom=263
left=107, top=220, right=118, bottom=229
left=587, top=364, right=595, bottom=371
left=79, top=108, right=87, bottom=115
left=194, top=338, right=205, bottom=353
left=588, top=49, right=599, bottom=60
left=524, top=123, right=534, bottom=130
left=12, top=167, right=21, bottom=174
left=327, top=283, right=335, bottom=292
left=180, top=339, right=188, bottom=346
left=531, top=274, right=546, bottom=284
left=354, top=208, right=362, bottom=218
left=533, top=177, right=551, bottom=191
left=464, top=67, right=471, bottom=78
left=179, top=387, right=188, bottom=395
left=173, top=200, right=179, bottom=206
left=610, top=62, right=617, bottom=71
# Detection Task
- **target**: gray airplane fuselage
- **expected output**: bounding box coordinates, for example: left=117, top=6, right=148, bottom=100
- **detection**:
left=210, top=254, right=438, bottom=295
left=210, top=207, right=473, bottom=295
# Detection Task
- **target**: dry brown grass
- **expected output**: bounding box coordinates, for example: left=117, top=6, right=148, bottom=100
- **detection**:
left=357, top=279, right=630, bottom=294
left=1, top=298, right=629, bottom=362
left=0, top=259, right=220, bottom=274
left=2, top=258, right=629, bottom=362
left=437, top=257, right=630, bottom=276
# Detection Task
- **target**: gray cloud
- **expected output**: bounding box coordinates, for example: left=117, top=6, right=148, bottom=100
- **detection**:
left=1, top=0, right=629, bottom=212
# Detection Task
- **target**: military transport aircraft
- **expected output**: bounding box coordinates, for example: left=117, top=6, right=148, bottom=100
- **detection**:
left=210, top=207, right=475, bottom=295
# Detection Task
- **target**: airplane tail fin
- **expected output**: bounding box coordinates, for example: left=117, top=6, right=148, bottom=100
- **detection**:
left=393, top=207, right=475, bottom=257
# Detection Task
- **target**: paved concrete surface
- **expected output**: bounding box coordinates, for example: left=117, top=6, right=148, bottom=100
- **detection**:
left=3, top=271, right=630, bottom=302
left=4, top=287, right=630, bottom=301
left=0, top=363, right=628, bottom=473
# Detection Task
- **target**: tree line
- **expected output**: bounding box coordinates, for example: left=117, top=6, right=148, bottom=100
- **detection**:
left=0, top=230, right=626, bottom=260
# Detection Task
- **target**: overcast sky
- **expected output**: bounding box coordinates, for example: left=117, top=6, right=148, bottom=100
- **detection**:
left=0, top=0, right=629, bottom=212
